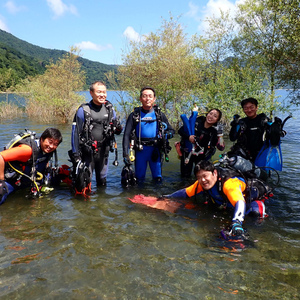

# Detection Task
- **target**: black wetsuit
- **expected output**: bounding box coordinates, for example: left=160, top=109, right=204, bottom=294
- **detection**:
left=178, top=116, right=218, bottom=177
left=229, top=113, right=268, bottom=161
left=71, top=100, right=122, bottom=186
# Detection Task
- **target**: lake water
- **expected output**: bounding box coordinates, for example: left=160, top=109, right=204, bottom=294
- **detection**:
left=0, top=90, right=299, bottom=299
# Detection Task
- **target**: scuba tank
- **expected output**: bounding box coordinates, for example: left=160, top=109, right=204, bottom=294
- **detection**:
left=4, top=129, right=43, bottom=197
left=4, top=129, right=36, bottom=150
left=228, top=155, right=253, bottom=173
left=219, top=153, right=266, bottom=181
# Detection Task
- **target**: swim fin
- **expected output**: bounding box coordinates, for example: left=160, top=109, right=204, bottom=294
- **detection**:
left=128, top=194, right=197, bottom=213
left=255, top=140, right=283, bottom=171
left=180, top=111, right=198, bottom=152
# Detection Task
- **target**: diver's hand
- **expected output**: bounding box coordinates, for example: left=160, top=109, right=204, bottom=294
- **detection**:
left=0, top=180, right=8, bottom=197
left=230, top=220, right=244, bottom=236
left=230, top=114, right=240, bottom=126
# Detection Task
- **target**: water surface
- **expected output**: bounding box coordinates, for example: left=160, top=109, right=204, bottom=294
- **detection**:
left=0, top=91, right=299, bottom=299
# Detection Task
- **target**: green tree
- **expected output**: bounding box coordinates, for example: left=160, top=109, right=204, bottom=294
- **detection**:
left=193, top=10, right=236, bottom=84
left=235, top=0, right=300, bottom=105
left=197, top=63, right=274, bottom=127
left=16, top=47, right=86, bottom=123
left=193, top=9, right=281, bottom=125
left=0, top=68, right=19, bottom=91
left=119, top=15, right=200, bottom=128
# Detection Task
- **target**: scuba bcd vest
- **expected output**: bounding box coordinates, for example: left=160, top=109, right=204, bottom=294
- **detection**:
left=78, top=101, right=119, bottom=164
left=4, top=130, right=39, bottom=184
left=79, top=101, right=115, bottom=150
left=194, top=116, right=217, bottom=158
left=4, top=129, right=56, bottom=194
left=131, top=105, right=171, bottom=161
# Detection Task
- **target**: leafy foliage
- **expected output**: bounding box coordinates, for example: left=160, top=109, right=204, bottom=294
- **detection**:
left=15, top=48, right=86, bottom=123
left=118, top=5, right=297, bottom=130
left=119, top=15, right=200, bottom=128
left=0, top=43, right=45, bottom=90
left=234, top=0, right=300, bottom=102
left=192, top=10, right=280, bottom=125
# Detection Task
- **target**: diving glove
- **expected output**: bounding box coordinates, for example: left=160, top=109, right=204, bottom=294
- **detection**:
left=229, top=220, right=244, bottom=237
left=230, top=114, right=240, bottom=126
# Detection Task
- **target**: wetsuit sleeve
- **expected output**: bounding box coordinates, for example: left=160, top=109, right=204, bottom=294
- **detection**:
left=0, top=144, right=32, bottom=162
left=210, top=127, right=225, bottom=151
left=222, top=177, right=246, bottom=206
left=71, top=106, right=85, bottom=155
left=122, top=112, right=135, bottom=157
left=223, top=178, right=247, bottom=223
left=167, top=181, right=203, bottom=198
left=229, top=118, right=243, bottom=142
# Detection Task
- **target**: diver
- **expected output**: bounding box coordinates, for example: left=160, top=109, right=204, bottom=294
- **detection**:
left=71, top=81, right=122, bottom=193
left=178, top=108, right=225, bottom=177
left=229, top=97, right=288, bottom=171
left=122, top=86, right=175, bottom=184
left=164, top=160, right=272, bottom=238
left=0, top=128, right=63, bottom=204
left=229, top=98, right=270, bottom=162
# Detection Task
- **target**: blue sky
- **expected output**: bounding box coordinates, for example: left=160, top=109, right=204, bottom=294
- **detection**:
left=0, top=0, right=243, bottom=65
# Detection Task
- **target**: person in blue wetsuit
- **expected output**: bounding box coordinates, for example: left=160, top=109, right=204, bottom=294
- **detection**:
left=165, top=160, right=271, bottom=238
left=178, top=108, right=225, bottom=177
left=71, top=81, right=122, bottom=189
left=122, top=86, right=175, bottom=183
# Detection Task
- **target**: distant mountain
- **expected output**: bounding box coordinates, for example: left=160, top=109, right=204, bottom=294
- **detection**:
left=0, top=29, right=118, bottom=90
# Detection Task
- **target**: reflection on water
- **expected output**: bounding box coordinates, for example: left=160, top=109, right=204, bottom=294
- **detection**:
left=0, top=93, right=299, bottom=299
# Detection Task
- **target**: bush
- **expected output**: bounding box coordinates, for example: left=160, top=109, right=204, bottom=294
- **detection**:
left=15, top=47, right=86, bottom=123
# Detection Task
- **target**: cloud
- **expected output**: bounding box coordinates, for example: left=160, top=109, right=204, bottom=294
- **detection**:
left=46, top=0, right=78, bottom=18
left=186, top=2, right=200, bottom=19
left=75, top=41, right=113, bottom=52
left=123, top=26, right=142, bottom=42
left=0, top=15, right=10, bottom=32
left=4, top=1, right=26, bottom=14
left=186, top=0, right=245, bottom=32
left=204, top=0, right=237, bottom=18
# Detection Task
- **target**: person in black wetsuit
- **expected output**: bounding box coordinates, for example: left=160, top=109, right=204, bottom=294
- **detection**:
left=71, top=81, right=122, bottom=188
left=0, top=128, right=63, bottom=204
left=178, top=108, right=225, bottom=177
left=229, top=98, right=269, bottom=162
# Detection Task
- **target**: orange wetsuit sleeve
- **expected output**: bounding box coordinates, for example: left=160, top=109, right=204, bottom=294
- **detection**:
left=185, top=181, right=204, bottom=198
left=0, top=144, right=32, bottom=162
left=223, top=177, right=246, bottom=207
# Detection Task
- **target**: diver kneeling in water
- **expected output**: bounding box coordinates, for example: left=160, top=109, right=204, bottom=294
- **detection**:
left=0, top=128, right=63, bottom=204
